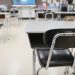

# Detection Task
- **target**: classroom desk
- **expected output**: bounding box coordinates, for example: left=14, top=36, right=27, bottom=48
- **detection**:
left=54, top=12, right=75, bottom=20
left=26, top=21, right=75, bottom=75
left=55, top=12, right=75, bottom=14
left=26, top=21, right=75, bottom=33
left=26, top=21, right=75, bottom=49
left=35, top=9, right=51, bottom=12
left=35, top=10, right=75, bottom=20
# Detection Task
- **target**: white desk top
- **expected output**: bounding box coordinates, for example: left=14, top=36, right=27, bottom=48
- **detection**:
left=55, top=12, right=75, bottom=14
left=26, top=21, right=75, bottom=33
left=0, top=12, right=9, bottom=14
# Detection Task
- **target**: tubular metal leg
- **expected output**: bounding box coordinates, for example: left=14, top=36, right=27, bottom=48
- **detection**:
left=45, top=13, right=53, bottom=20
left=7, top=18, right=10, bottom=40
left=37, top=67, right=42, bottom=75
left=6, top=18, right=9, bottom=40
left=33, top=49, right=37, bottom=75
left=3, top=19, right=7, bottom=42
left=72, top=53, right=75, bottom=75
left=36, top=13, right=39, bottom=21
left=57, top=14, right=61, bottom=21
left=64, top=66, right=69, bottom=75
left=4, top=18, right=10, bottom=41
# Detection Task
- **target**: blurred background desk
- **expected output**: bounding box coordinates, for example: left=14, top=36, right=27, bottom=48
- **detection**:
left=54, top=12, right=75, bottom=20
left=0, top=12, right=10, bottom=41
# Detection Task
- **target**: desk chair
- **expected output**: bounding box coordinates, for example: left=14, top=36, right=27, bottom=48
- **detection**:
left=15, top=9, right=18, bottom=15
left=34, top=30, right=75, bottom=75
left=35, top=11, right=45, bottom=20
left=14, top=10, right=19, bottom=25
left=10, top=10, right=18, bottom=17
left=10, top=10, right=16, bottom=17
left=67, top=0, right=73, bottom=4
left=45, top=12, right=53, bottom=20
left=10, top=10, right=19, bottom=25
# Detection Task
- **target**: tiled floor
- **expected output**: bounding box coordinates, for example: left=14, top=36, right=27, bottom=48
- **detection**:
left=0, top=18, right=74, bottom=75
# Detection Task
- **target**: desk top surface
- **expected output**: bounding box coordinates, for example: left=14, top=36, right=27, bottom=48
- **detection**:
left=26, top=21, right=75, bottom=33
left=35, top=9, right=75, bottom=14
left=0, top=12, right=10, bottom=14
left=55, top=12, right=75, bottom=14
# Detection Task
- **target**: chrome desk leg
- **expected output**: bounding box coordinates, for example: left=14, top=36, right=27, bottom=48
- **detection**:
left=72, top=53, right=75, bottom=75
left=33, top=49, right=36, bottom=75
left=57, top=14, right=61, bottom=21
left=37, top=67, right=42, bottom=75
left=45, top=14, right=47, bottom=20
left=6, top=18, right=9, bottom=40
left=3, top=19, right=7, bottom=42
left=4, top=18, right=10, bottom=41
left=35, top=13, right=38, bottom=21
left=64, top=66, right=69, bottom=75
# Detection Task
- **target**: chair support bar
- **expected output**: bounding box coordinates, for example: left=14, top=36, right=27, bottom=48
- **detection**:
left=46, top=32, right=75, bottom=70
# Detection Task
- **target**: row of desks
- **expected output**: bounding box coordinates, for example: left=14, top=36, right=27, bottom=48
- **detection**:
left=35, top=10, right=75, bottom=20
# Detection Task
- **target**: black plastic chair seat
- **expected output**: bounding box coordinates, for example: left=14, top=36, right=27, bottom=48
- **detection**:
left=37, top=49, right=74, bottom=67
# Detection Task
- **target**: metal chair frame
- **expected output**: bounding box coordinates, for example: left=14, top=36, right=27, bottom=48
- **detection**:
left=33, top=32, right=75, bottom=75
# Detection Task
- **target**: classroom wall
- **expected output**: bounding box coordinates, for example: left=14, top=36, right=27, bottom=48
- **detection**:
left=36, top=0, right=42, bottom=5
left=0, top=0, right=60, bottom=8
left=47, top=0, right=56, bottom=3
left=47, top=0, right=63, bottom=3
left=0, top=0, right=44, bottom=8
left=0, top=0, right=12, bottom=9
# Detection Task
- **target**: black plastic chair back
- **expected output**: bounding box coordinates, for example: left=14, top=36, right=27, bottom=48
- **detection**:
left=67, top=0, right=73, bottom=4
left=43, top=29, right=75, bottom=48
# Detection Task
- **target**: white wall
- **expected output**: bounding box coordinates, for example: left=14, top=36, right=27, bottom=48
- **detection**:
left=17, top=6, right=35, bottom=18
left=0, top=0, right=12, bottom=9
left=47, top=0, right=56, bottom=3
